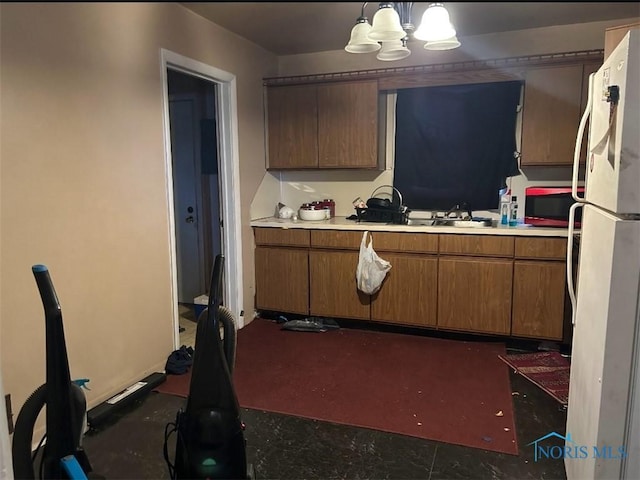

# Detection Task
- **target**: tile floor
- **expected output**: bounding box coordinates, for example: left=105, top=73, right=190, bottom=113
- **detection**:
left=81, top=317, right=570, bottom=479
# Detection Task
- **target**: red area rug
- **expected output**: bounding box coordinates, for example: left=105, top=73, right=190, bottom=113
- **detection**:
left=498, top=351, right=570, bottom=405
left=156, top=319, right=518, bottom=455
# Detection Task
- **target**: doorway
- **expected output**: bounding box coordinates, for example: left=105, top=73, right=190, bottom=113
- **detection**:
left=161, top=50, right=244, bottom=348
left=167, top=71, right=221, bottom=304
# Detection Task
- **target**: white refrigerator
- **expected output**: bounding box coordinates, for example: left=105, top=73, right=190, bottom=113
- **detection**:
left=565, top=30, right=640, bottom=480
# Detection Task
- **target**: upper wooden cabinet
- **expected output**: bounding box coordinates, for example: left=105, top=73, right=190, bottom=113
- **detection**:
left=317, top=81, right=378, bottom=168
left=604, top=21, right=640, bottom=60
left=520, top=64, right=584, bottom=167
left=265, top=80, right=379, bottom=170
left=266, top=84, right=318, bottom=169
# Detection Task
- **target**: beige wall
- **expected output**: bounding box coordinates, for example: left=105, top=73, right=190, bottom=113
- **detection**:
left=277, top=18, right=638, bottom=76
left=0, top=1, right=276, bottom=430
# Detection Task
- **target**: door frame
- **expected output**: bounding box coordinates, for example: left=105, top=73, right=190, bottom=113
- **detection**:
left=160, top=49, right=244, bottom=348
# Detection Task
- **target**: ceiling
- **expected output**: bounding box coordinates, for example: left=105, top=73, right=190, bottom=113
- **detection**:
left=181, top=2, right=639, bottom=56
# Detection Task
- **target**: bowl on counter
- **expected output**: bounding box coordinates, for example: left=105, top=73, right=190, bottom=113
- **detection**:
left=298, top=208, right=328, bottom=221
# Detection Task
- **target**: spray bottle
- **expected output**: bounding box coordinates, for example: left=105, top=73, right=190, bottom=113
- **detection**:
left=499, top=189, right=511, bottom=225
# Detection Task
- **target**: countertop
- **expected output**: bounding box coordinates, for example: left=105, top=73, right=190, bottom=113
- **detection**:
left=250, top=216, right=572, bottom=237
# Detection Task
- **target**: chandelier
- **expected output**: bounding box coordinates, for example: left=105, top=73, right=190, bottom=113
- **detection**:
left=345, top=2, right=461, bottom=61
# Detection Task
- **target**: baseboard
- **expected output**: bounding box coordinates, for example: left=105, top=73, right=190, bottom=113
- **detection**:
left=87, top=372, right=166, bottom=428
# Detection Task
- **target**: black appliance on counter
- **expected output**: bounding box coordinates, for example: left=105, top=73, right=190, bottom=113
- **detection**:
left=356, top=186, right=410, bottom=225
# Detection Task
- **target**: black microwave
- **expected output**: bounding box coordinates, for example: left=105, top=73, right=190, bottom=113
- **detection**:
left=524, top=187, right=584, bottom=228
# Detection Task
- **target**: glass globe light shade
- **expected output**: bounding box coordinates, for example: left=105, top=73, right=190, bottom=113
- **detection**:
left=414, top=3, right=457, bottom=42
left=368, top=4, right=406, bottom=42
left=376, top=39, right=411, bottom=61
left=424, top=35, right=461, bottom=50
left=345, top=20, right=382, bottom=53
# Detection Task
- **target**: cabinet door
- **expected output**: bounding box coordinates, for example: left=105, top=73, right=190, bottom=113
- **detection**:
left=604, top=22, right=640, bottom=60
left=255, top=246, right=309, bottom=314
left=371, top=253, right=437, bottom=327
left=266, top=85, right=318, bottom=169
left=520, top=65, right=583, bottom=166
left=512, top=260, right=565, bottom=340
left=317, top=80, right=378, bottom=168
left=309, top=250, right=370, bottom=320
left=438, top=257, right=512, bottom=335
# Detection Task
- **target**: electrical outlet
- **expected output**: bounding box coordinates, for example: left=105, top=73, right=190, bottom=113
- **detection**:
left=5, top=394, right=14, bottom=434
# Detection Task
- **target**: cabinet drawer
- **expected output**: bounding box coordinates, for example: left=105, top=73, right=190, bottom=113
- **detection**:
left=311, top=230, right=363, bottom=249
left=254, top=227, right=310, bottom=247
left=372, top=232, right=438, bottom=253
left=515, top=237, right=567, bottom=260
left=439, top=234, right=514, bottom=257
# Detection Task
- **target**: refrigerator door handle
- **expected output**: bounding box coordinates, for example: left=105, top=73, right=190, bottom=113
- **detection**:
left=572, top=72, right=595, bottom=202
left=566, top=202, right=583, bottom=325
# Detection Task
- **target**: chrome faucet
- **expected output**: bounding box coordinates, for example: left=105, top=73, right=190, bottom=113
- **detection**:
left=445, top=202, right=473, bottom=220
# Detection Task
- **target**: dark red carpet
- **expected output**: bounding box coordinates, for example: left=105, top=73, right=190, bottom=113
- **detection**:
left=498, top=351, right=570, bottom=405
left=156, top=318, right=518, bottom=455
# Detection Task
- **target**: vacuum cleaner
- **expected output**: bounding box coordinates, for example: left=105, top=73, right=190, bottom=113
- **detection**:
left=164, top=254, right=252, bottom=479
left=12, top=265, right=95, bottom=479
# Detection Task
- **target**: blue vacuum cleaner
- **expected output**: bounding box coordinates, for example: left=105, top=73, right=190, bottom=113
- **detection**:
left=164, top=254, right=252, bottom=479
left=11, top=265, right=95, bottom=479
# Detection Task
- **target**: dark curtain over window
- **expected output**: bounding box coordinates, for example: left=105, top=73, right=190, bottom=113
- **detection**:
left=393, top=81, right=522, bottom=211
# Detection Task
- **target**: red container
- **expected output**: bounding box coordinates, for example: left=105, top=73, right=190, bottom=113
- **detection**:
left=322, top=199, right=335, bottom=217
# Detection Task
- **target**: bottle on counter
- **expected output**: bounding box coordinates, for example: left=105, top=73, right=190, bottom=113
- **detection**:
left=499, top=190, right=511, bottom=225
left=322, top=199, right=335, bottom=218
left=509, top=196, right=519, bottom=226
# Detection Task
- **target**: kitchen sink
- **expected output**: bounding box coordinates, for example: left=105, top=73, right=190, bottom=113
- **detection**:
left=434, top=218, right=494, bottom=227
left=406, top=218, right=495, bottom=228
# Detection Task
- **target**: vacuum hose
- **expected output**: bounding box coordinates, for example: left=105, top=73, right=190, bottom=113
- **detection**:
left=12, top=383, right=87, bottom=479
left=196, top=305, right=237, bottom=375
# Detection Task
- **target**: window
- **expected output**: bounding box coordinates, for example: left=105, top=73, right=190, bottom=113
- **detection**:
left=393, top=81, right=522, bottom=211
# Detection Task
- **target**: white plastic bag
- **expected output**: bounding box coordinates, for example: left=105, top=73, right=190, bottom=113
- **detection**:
left=356, top=231, right=392, bottom=295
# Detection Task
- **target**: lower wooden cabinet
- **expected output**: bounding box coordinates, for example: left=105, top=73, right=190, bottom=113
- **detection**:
left=371, top=253, right=437, bottom=327
left=309, top=250, right=370, bottom=320
left=253, top=227, right=568, bottom=341
left=511, top=260, right=566, bottom=340
left=437, top=257, right=513, bottom=335
left=255, top=246, right=309, bottom=314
